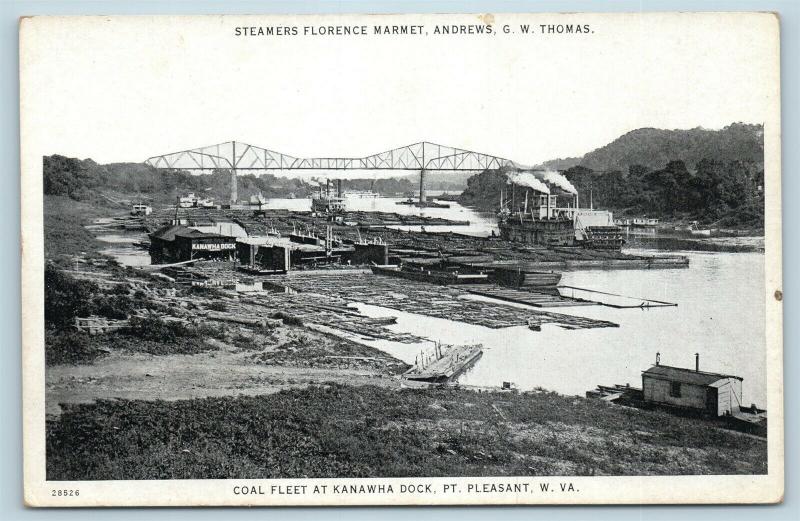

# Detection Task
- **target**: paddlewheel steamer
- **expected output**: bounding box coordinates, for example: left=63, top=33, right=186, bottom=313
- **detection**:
left=497, top=191, right=625, bottom=250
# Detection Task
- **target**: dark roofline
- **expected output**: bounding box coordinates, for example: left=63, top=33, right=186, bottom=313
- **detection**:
left=150, top=224, right=236, bottom=242
left=642, top=364, right=743, bottom=381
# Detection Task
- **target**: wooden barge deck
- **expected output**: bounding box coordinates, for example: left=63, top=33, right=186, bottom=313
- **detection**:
left=403, top=344, right=484, bottom=383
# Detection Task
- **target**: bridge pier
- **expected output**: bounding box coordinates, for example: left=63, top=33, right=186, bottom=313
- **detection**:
left=230, top=140, right=238, bottom=204
left=419, top=169, right=427, bottom=204
left=231, top=168, right=238, bottom=205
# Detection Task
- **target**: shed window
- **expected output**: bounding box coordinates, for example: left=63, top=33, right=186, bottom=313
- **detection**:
left=670, top=382, right=682, bottom=398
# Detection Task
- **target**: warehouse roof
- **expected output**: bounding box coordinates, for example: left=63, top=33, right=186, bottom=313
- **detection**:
left=642, top=365, right=742, bottom=386
left=149, top=224, right=233, bottom=242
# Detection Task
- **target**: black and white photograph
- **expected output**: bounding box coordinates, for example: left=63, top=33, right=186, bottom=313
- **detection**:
left=20, top=12, right=783, bottom=506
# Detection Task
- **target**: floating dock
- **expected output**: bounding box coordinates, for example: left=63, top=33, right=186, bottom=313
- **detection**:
left=403, top=344, right=483, bottom=383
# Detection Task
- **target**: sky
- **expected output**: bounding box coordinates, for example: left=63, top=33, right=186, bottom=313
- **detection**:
left=20, top=13, right=779, bottom=168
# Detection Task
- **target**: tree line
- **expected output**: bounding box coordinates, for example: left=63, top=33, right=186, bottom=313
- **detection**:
left=563, top=159, right=764, bottom=227
left=459, top=158, right=764, bottom=228
left=43, top=155, right=421, bottom=204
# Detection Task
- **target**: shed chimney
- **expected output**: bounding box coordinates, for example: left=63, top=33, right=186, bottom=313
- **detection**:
left=695, top=353, right=700, bottom=372
left=656, top=352, right=660, bottom=366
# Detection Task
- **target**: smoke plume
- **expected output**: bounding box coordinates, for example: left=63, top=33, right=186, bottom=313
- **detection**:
left=541, top=170, right=577, bottom=194
left=506, top=171, right=550, bottom=194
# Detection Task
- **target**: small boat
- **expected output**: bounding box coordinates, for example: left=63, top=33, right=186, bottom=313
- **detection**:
left=178, top=193, right=215, bottom=208
left=677, top=221, right=716, bottom=236
left=527, top=318, right=541, bottom=331
left=396, top=198, right=451, bottom=209
left=631, top=217, right=660, bottom=228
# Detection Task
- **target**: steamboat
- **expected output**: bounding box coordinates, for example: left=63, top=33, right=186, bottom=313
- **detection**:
left=497, top=189, right=625, bottom=250
left=311, top=179, right=347, bottom=214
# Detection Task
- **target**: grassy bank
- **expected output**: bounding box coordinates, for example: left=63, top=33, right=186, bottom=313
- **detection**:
left=44, top=195, right=114, bottom=258
left=47, top=384, right=767, bottom=480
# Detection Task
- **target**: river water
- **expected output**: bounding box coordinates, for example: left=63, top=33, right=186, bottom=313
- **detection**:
left=96, top=197, right=767, bottom=405
left=356, top=251, right=766, bottom=407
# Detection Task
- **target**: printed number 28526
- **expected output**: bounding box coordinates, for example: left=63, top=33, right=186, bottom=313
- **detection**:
left=52, top=489, right=79, bottom=497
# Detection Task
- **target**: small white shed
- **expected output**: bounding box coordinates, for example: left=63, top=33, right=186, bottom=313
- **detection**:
left=642, top=364, right=743, bottom=416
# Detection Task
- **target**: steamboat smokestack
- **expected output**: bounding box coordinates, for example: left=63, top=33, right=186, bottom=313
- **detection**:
left=337, top=179, right=342, bottom=197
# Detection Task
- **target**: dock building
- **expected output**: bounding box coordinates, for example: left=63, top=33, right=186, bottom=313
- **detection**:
left=149, top=224, right=237, bottom=264
left=641, top=354, right=743, bottom=416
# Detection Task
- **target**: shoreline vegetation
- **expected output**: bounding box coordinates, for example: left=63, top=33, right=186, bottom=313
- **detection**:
left=47, top=384, right=767, bottom=480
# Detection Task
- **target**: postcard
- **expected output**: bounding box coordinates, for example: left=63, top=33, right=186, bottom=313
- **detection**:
left=20, top=12, right=783, bottom=506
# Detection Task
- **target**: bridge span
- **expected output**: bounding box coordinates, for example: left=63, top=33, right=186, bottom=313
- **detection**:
left=145, top=141, right=518, bottom=204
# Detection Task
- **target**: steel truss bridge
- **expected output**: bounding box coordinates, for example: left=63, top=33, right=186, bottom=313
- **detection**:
left=145, top=141, right=518, bottom=204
